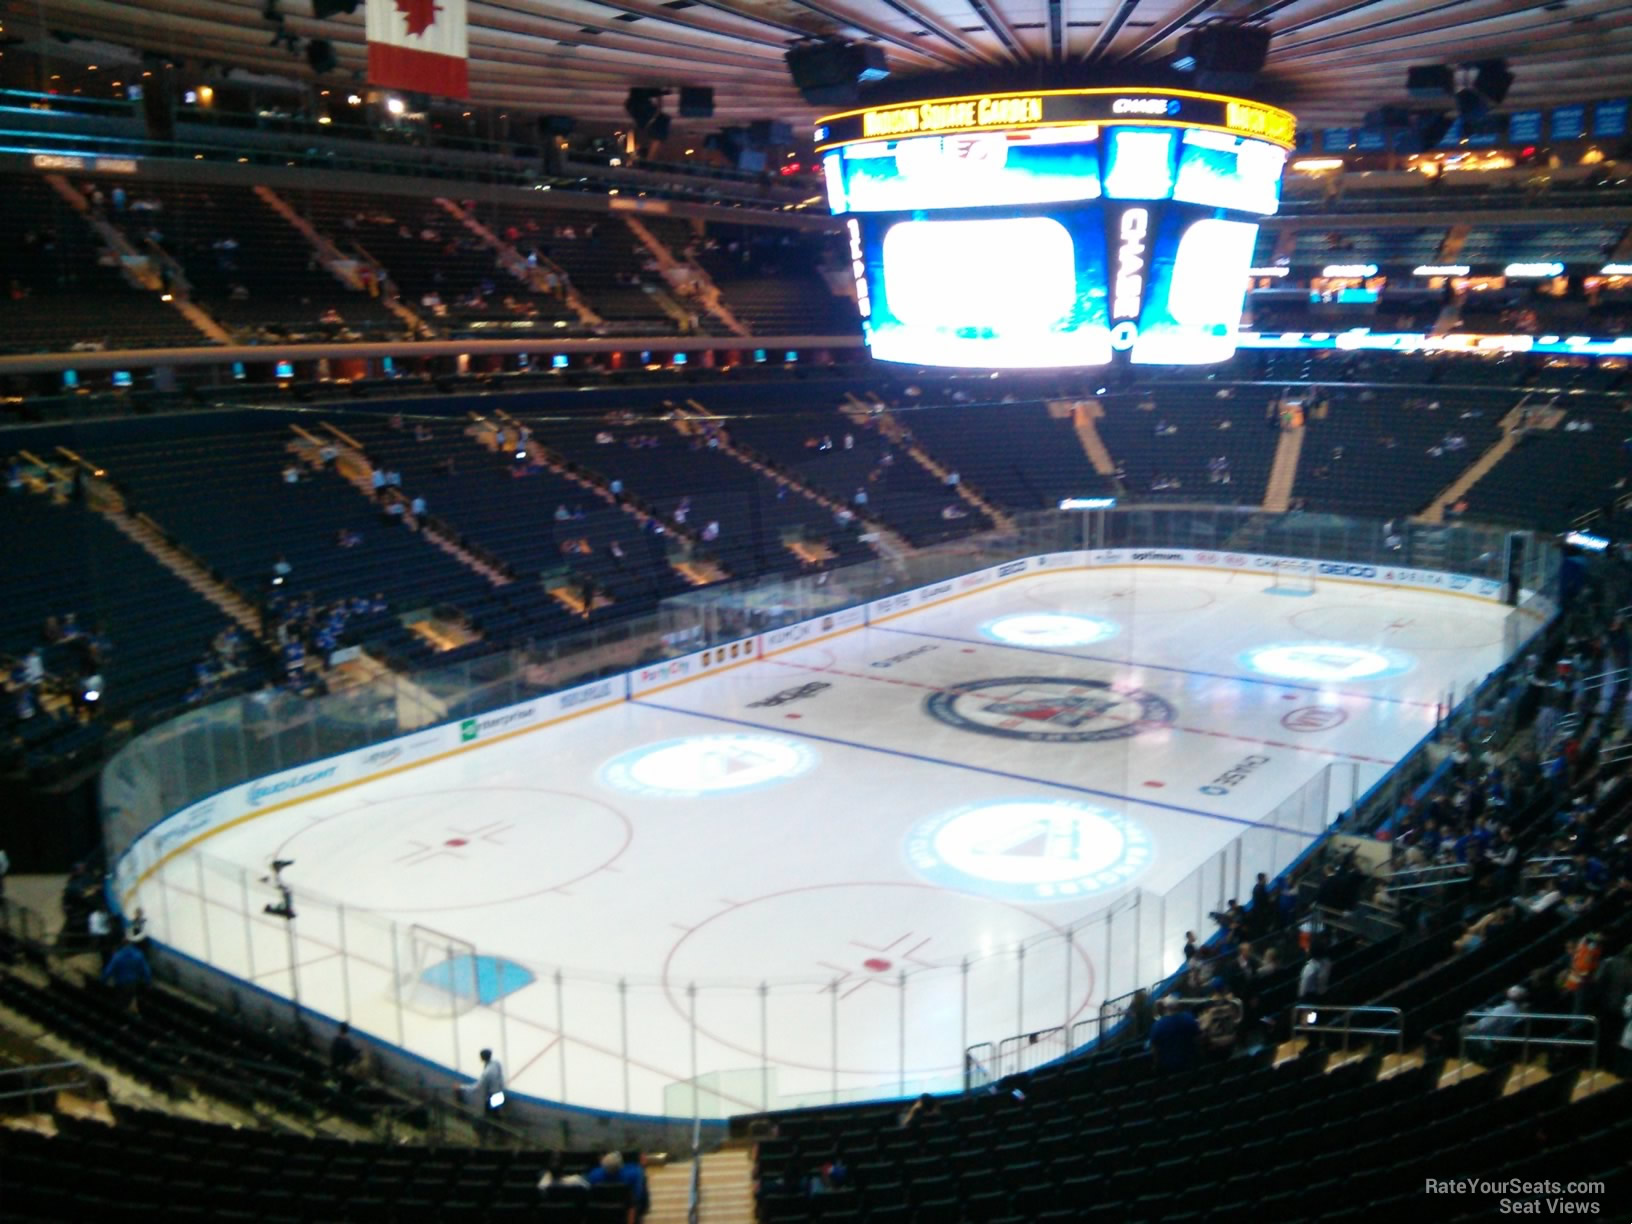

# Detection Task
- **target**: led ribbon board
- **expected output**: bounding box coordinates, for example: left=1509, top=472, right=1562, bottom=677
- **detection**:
left=818, top=88, right=1295, bottom=370
left=816, top=89, right=1297, bottom=152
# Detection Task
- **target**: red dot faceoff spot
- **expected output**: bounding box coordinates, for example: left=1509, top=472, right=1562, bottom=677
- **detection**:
left=962, top=648, right=977, bottom=653
left=1143, top=780, right=1165, bottom=788
left=863, top=958, right=891, bottom=973
left=444, top=838, right=468, bottom=847
left=1282, top=694, right=1299, bottom=700
left=785, top=713, right=802, bottom=719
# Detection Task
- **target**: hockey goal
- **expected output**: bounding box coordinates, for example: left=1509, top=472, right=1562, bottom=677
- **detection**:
left=1262, top=560, right=1317, bottom=597
left=396, top=924, right=481, bottom=1017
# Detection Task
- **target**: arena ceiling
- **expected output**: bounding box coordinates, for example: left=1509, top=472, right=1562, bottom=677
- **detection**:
left=21, top=0, right=1632, bottom=133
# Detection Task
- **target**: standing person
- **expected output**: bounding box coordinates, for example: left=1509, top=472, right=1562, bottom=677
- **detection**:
left=102, top=941, right=151, bottom=1012
left=331, top=1021, right=363, bottom=1093
left=459, top=1048, right=506, bottom=1141
left=1148, top=998, right=1200, bottom=1073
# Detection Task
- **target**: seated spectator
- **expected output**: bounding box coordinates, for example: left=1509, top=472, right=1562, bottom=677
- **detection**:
left=586, top=1151, right=650, bottom=1219
left=1469, top=986, right=1528, bottom=1063
left=1201, top=988, right=1243, bottom=1058
left=901, top=1092, right=942, bottom=1128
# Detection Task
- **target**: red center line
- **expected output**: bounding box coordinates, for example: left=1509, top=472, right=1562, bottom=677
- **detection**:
left=762, top=657, right=1397, bottom=767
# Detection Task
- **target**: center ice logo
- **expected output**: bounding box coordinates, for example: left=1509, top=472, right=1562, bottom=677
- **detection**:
left=905, top=798, right=1151, bottom=901
left=926, top=676, right=1175, bottom=742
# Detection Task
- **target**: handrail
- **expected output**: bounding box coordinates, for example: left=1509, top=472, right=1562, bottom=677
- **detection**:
left=687, top=1113, right=702, bottom=1224
left=1457, top=1010, right=1598, bottom=1072
left=0, top=1059, right=96, bottom=1110
left=1290, top=1003, right=1404, bottom=1055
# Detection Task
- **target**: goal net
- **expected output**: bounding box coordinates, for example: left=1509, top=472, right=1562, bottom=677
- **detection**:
left=396, top=924, right=481, bottom=1017
left=1262, top=560, right=1317, bottom=597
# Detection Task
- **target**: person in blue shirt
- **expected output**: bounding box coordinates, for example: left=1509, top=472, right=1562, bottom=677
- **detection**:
left=586, top=1151, right=650, bottom=1219
left=1148, top=998, right=1200, bottom=1073
left=102, top=941, right=151, bottom=1013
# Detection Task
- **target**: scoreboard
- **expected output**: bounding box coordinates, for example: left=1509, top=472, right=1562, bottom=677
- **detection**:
left=817, top=87, right=1296, bottom=368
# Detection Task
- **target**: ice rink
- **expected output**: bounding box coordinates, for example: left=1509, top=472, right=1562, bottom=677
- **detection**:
left=143, top=564, right=1513, bottom=1117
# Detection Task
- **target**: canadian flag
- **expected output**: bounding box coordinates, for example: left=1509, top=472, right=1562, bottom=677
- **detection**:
left=367, top=0, right=469, bottom=99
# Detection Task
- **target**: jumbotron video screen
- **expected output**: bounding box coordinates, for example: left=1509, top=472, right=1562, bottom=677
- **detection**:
left=817, top=88, right=1296, bottom=368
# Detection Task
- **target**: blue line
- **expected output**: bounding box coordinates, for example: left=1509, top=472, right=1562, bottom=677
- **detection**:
left=630, top=698, right=1321, bottom=839
left=872, top=624, right=1435, bottom=709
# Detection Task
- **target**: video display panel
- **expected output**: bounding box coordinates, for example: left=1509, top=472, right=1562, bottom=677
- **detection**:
left=820, top=88, right=1293, bottom=368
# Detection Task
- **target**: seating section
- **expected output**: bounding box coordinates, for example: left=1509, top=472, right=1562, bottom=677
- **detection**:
left=79, top=416, right=501, bottom=667
left=898, top=401, right=1111, bottom=509
left=284, top=188, right=559, bottom=329
left=1460, top=223, right=1623, bottom=265
left=1093, top=389, right=1279, bottom=504
left=1290, top=225, right=1449, bottom=267
left=0, top=176, right=204, bottom=353
left=93, top=180, right=400, bottom=339
left=528, top=412, right=877, bottom=575
left=695, top=226, right=861, bottom=336
left=721, top=406, right=991, bottom=546
left=465, top=208, right=678, bottom=330
left=748, top=1051, right=1628, bottom=1223
left=0, top=1107, right=634, bottom=1224
left=1293, top=387, right=1511, bottom=520
left=1463, top=401, right=1626, bottom=531
left=0, top=488, right=243, bottom=727
left=329, top=413, right=683, bottom=623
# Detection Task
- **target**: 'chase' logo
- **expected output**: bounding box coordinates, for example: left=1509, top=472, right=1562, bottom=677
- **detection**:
left=1199, top=755, right=1271, bottom=796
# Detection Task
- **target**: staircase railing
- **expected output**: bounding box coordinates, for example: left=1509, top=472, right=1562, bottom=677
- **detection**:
left=1291, top=1003, right=1404, bottom=1055
left=1457, top=1010, right=1598, bottom=1073
left=0, top=1059, right=97, bottom=1112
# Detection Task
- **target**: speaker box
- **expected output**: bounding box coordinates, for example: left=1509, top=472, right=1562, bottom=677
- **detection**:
left=1407, top=64, right=1454, bottom=97
left=648, top=112, right=672, bottom=142
left=539, top=114, right=576, bottom=135
left=784, top=42, right=888, bottom=106
left=311, top=0, right=360, bottom=17
left=625, top=88, right=663, bottom=128
left=1472, top=59, right=1513, bottom=105
left=678, top=86, right=713, bottom=118
left=142, top=73, right=175, bottom=141
left=305, top=38, right=337, bottom=75
left=1173, top=24, right=1270, bottom=74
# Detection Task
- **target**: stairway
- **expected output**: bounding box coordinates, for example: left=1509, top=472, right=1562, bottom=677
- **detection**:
left=44, top=173, right=230, bottom=344
left=1415, top=399, right=1562, bottom=523
left=433, top=197, right=602, bottom=327
left=625, top=215, right=751, bottom=337
left=285, top=425, right=512, bottom=589
left=1060, top=398, right=1119, bottom=476
left=646, top=1147, right=755, bottom=1224
left=1262, top=424, right=1306, bottom=512
left=256, top=186, right=429, bottom=336
left=844, top=394, right=1015, bottom=531
left=671, top=402, right=909, bottom=561
left=49, top=451, right=263, bottom=637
